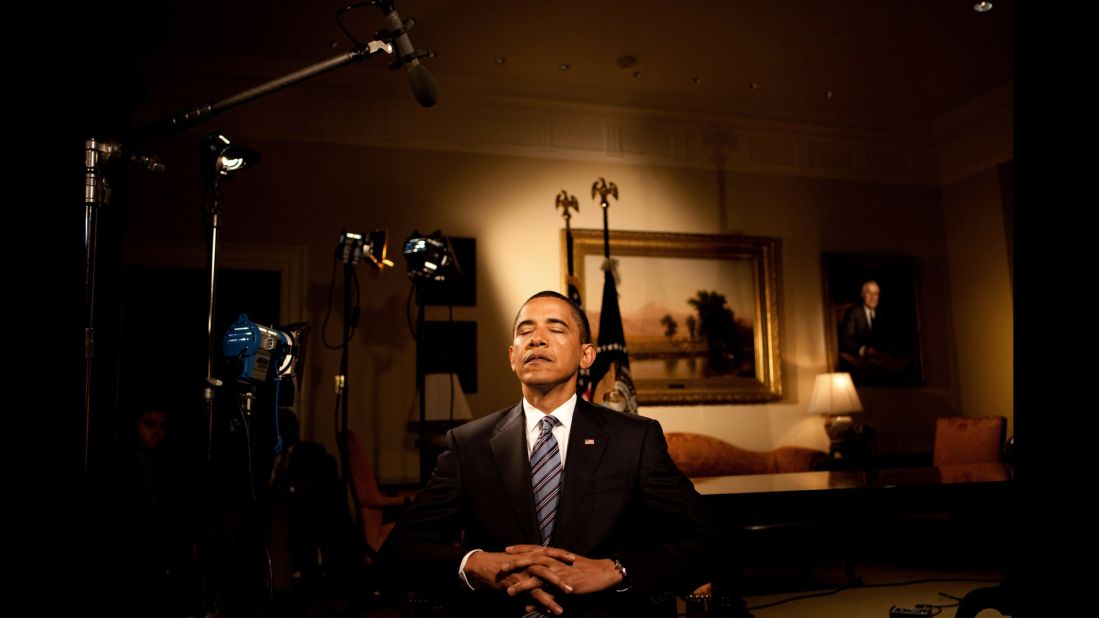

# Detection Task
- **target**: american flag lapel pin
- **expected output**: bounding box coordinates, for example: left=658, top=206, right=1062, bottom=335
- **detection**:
left=584, top=438, right=596, bottom=445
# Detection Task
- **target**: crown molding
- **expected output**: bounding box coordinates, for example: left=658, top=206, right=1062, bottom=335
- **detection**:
left=934, top=81, right=1014, bottom=184
left=140, top=54, right=959, bottom=186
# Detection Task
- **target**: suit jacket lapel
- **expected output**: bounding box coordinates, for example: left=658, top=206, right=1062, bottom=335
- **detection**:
left=552, top=400, right=609, bottom=546
left=490, top=403, right=540, bottom=544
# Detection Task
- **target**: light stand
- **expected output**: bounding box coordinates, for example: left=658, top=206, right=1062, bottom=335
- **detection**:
left=82, top=140, right=108, bottom=477
left=220, top=313, right=308, bottom=617
left=198, top=133, right=260, bottom=615
left=402, top=231, right=460, bottom=485
left=415, top=285, right=429, bottom=485
left=200, top=133, right=261, bottom=466
left=333, top=236, right=355, bottom=490
left=82, top=140, right=164, bottom=476
left=328, top=231, right=392, bottom=557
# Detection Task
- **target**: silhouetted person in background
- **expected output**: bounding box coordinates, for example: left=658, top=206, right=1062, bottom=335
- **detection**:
left=105, top=404, right=198, bottom=617
left=266, top=408, right=359, bottom=617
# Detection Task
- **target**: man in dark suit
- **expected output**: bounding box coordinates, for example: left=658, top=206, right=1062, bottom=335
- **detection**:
left=384, top=291, right=722, bottom=616
left=839, top=279, right=913, bottom=386
left=840, top=280, right=882, bottom=365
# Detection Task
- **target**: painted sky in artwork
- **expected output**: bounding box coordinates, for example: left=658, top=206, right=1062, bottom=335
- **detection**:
left=584, top=254, right=756, bottom=340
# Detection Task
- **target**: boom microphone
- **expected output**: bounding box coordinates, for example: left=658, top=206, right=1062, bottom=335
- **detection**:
left=380, top=1, right=437, bottom=107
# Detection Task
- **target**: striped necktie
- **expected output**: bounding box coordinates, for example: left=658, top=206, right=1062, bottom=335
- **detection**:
left=530, top=416, right=563, bottom=546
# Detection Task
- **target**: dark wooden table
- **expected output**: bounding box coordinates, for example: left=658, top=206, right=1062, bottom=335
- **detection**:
left=691, top=463, right=1014, bottom=617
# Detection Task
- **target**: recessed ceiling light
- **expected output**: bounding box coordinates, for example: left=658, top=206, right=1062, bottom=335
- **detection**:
left=749, top=82, right=760, bottom=91
left=974, top=1, right=993, bottom=12
left=559, top=63, right=571, bottom=71
left=494, top=56, right=506, bottom=65
left=692, top=77, right=702, bottom=85
left=329, top=40, right=339, bottom=49
left=616, top=55, right=638, bottom=71
left=824, top=90, right=835, bottom=99
left=633, top=70, right=643, bottom=79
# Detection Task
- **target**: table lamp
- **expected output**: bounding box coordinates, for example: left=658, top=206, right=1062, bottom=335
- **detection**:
left=808, top=372, right=863, bottom=450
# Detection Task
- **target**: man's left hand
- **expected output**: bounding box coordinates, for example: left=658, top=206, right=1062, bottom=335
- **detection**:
left=505, top=545, right=623, bottom=595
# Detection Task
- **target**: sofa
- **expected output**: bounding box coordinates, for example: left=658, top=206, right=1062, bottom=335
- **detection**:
left=664, top=431, right=829, bottom=477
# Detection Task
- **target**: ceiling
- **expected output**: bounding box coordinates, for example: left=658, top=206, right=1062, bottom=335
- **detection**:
left=86, top=0, right=1013, bottom=135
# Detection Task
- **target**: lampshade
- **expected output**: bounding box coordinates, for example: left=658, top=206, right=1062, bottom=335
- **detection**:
left=410, top=373, right=473, bottom=423
left=807, top=372, right=863, bottom=415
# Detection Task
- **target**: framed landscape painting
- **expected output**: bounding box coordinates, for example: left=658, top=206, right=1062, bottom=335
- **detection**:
left=566, top=229, right=782, bottom=404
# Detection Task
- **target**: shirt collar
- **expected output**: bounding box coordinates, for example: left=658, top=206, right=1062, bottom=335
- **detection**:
left=523, top=393, right=577, bottom=434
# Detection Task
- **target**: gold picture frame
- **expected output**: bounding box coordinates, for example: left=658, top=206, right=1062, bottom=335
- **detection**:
left=565, top=229, right=782, bottom=405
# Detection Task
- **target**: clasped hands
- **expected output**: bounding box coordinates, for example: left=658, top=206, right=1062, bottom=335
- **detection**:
left=463, top=544, right=623, bottom=615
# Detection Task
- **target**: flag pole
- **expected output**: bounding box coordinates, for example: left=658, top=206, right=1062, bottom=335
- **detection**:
left=591, top=177, right=618, bottom=258
left=587, top=177, right=637, bottom=413
left=557, top=190, right=591, bottom=398
left=556, top=190, right=579, bottom=277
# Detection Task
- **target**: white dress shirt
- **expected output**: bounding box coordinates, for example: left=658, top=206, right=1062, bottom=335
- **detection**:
left=522, top=394, right=576, bottom=466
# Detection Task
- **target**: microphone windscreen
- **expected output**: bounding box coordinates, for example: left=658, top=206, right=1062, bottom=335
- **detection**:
left=408, top=63, right=438, bottom=108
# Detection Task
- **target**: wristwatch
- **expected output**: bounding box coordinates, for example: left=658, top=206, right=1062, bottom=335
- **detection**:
left=612, top=558, right=632, bottom=592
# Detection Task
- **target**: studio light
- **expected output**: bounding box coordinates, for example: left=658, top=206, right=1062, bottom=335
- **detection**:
left=403, top=229, right=459, bottom=282
left=338, top=230, right=394, bottom=270
left=223, top=314, right=304, bottom=383
left=203, top=133, right=261, bottom=177
left=402, top=228, right=463, bottom=484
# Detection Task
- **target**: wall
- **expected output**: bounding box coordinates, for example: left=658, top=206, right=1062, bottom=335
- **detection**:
left=125, top=139, right=953, bottom=483
left=936, top=82, right=1015, bottom=438
left=941, top=167, right=1014, bottom=437
left=649, top=171, right=957, bottom=458
left=118, top=68, right=1009, bottom=483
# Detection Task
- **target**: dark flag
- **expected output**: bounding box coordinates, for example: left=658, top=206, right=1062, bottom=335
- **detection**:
left=556, top=190, right=588, bottom=399
left=588, top=259, right=638, bottom=414
left=567, top=274, right=593, bottom=399
left=567, top=275, right=583, bottom=310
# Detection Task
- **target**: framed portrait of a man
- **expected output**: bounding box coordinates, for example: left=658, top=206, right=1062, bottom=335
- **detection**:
left=821, top=253, right=925, bottom=387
